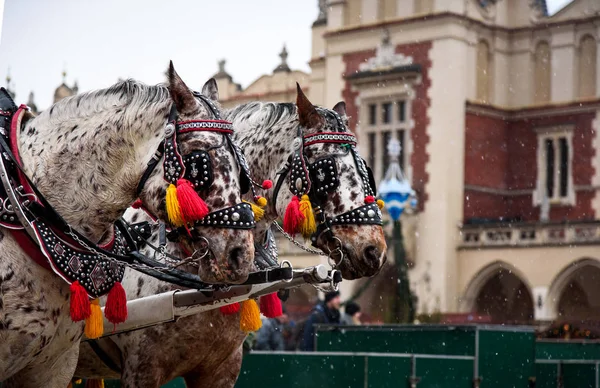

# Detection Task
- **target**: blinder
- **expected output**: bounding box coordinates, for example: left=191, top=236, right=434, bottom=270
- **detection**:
left=181, top=151, right=213, bottom=190
left=308, top=157, right=339, bottom=197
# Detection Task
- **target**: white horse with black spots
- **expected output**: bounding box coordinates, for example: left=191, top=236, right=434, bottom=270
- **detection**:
left=0, top=64, right=254, bottom=387
left=74, top=84, right=387, bottom=387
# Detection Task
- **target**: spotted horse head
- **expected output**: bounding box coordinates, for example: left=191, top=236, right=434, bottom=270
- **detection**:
left=274, top=85, right=387, bottom=280
left=137, top=65, right=255, bottom=284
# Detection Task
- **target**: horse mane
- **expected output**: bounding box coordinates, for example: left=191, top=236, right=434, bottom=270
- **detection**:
left=225, top=102, right=297, bottom=130
left=225, top=101, right=350, bottom=131
left=41, top=79, right=171, bottom=127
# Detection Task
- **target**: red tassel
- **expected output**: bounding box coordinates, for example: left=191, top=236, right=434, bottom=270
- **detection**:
left=70, top=281, right=91, bottom=322
left=260, top=293, right=283, bottom=318
left=220, top=302, right=240, bottom=315
left=176, top=178, right=209, bottom=223
left=283, top=196, right=304, bottom=235
left=262, top=180, right=273, bottom=190
left=104, top=282, right=128, bottom=324
left=365, top=195, right=375, bottom=204
left=132, top=199, right=143, bottom=209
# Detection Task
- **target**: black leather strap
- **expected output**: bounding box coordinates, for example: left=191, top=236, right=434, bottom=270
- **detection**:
left=272, top=161, right=291, bottom=217
left=0, top=136, right=136, bottom=264
left=244, top=266, right=292, bottom=284
left=88, top=339, right=122, bottom=374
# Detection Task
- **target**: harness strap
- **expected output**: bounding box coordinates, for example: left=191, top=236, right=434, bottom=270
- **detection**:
left=0, top=137, right=138, bottom=264
left=271, top=160, right=291, bottom=217
left=87, top=339, right=123, bottom=374
left=135, top=105, right=177, bottom=196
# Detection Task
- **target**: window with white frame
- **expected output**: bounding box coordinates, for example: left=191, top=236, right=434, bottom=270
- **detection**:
left=535, top=127, right=574, bottom=205
left=364, top=99, right=410, bottom=180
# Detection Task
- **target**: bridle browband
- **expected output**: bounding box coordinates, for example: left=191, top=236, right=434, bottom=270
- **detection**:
left=273, top=107, right=383, bottom=253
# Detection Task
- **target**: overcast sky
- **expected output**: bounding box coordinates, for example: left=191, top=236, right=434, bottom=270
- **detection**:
left=0, top=0, right=572, bottom=110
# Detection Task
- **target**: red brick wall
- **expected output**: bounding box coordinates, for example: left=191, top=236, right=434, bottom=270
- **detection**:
left=465, top=113, right=509, bottom=189
left=464, top=108, right=597, bottom=222
left=342, top=42, right=432, bottom=211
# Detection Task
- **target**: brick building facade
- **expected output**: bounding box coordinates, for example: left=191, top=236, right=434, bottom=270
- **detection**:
left=308, top=0, right=600, bottom=324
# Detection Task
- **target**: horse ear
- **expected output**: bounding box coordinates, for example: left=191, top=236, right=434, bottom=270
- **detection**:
left=202, top=78, right=219, bottom=102
left=333, top=101, right=346, bottom=117
left=167, top=61, right=196, bottom=114
left=296, top=83, right=323, bottom=129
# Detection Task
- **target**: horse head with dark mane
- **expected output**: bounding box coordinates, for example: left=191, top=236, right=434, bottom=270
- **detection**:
left=0, top=63, right=254, bottom=386
left=228, top=86, right=387, bottom=280
left=20, top=63, right=254, bottom=284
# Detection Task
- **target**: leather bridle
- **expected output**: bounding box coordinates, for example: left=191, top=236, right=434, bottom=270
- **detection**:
left=272, top=108, right=383, bottom=255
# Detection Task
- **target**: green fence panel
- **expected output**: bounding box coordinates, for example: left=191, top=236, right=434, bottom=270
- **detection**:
left=315, top=325, right=475, bottom=356
left=236, top=353, right=365, bottom=388
left=537, top=340, right=600, bottom=360
left=416, top=358, right=472, bottom=388
left=365, top=356, right=412, bottom=388
left=235, top=353, right=474, bottom=388
left=478, top=329, right=536, bottom=387
left=535, top=363, right=559, bottom=388
left=563, top=364, right=597, bottom=388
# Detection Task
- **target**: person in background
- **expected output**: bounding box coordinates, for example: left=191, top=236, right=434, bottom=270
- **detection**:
left=254, top=310, right=289, bottom=351
left=341, top=301, right=362, bottom=325
left=300, top=291, right=341, bottom=351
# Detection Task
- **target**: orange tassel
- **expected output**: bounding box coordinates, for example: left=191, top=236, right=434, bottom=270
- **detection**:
left=260, top=293, right=283, bottom=318
left=84, top=299, right=104, bottom=339
left=240, top=299, right=262, bottom=332
left=104, top=282, right=128, bottom=324
left=84, top=379, right=104, bottom=388
left=176, top=178, right=209, bottom=223
left=283, top=195, right=304, bottom=235
left=70, top=281, right=91, bottom=322
left=220, top=302, right=240, bottom=315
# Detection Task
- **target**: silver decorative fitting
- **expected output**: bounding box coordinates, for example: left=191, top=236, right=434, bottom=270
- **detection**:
left=293, top=138, right=302, bottom=150
left=367, top=209, right=376, bottom=218
left=232, top=212, right=240, bottom=221
left=164, top=123, right=175, bottom=136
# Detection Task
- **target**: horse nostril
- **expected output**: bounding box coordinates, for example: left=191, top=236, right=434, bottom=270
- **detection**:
left=363, top=246, right=381, bottom=266
left=228, top=247, right=244, bottom=270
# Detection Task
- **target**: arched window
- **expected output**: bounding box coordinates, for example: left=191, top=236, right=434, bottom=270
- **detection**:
left=378, top=0, right=397, bottom=20
left=578, top=35, right=597, bottom=98
left=534, top=41, right=551, bottom=104
left=476, top=40, right=492, bottom=103
left=345, top=0, right=362, bottom=26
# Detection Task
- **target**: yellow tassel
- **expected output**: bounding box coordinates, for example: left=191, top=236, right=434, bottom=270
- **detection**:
left=243, top=200, right=264, bottom=221
left=166, top=184, right=185, bottom=227
left=256, top=196, right=268, bottom=207
left=376, top=199, right=385, bottom=210
left=84, top=299, right=104, bottom=339
left=239, top=299, right=262, bottom=332
left=85, top=379, right=104, bottom=388
left=75, top=380, right=83, bottom=385
left=298, top=195, right=316, bottom=239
